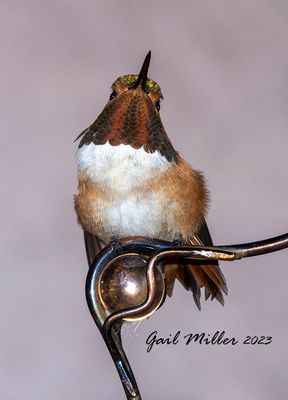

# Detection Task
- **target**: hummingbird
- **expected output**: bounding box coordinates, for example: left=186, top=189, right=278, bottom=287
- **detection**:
left=75, top=51, right=227, bottom=309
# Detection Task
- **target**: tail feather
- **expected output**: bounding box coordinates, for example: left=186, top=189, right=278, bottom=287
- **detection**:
left=164, top=263, right=180, bottom=297
left=164, top=221, right=227, bottom=309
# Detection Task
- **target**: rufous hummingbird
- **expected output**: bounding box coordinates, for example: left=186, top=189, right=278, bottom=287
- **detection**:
left=75, top=51, right=227, bottom=309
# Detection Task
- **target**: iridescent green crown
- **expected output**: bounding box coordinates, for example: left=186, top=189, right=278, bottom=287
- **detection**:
left=119, top=74, right=161, bottom=93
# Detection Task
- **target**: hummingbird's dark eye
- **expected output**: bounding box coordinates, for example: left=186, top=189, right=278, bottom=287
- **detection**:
left=155, top=100, right=161, bottom=112
left=109, top=90, right=117, bottom=101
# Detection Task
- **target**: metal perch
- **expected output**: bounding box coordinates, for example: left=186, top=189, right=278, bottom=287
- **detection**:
left=85, top=233, right=288, bottom=399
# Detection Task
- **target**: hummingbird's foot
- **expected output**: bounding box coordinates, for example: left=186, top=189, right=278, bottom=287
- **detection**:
left=109, top=236, right=124, bottom=252
left=172, top=235, right=186, bottom=247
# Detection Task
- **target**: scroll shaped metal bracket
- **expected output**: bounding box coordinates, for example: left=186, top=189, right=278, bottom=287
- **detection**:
left=85, top=233, right=288, bottom=400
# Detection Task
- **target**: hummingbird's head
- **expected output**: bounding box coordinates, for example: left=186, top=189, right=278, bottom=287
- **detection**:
left=77, top=51, right=178, bottom=162
left=109, top=51, right=163, bottom=113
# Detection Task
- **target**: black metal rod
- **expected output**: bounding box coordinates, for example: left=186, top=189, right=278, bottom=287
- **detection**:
left=216, top=232, right=288, bottom=258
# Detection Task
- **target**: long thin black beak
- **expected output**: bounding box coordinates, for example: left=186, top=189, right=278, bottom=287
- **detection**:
left=132, top=51, right=151, bottom=90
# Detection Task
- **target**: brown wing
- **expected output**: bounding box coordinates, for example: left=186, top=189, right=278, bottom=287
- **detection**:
left=84, top=231, right=106, bottom=268
left=164, top=221, right=228, bottom=310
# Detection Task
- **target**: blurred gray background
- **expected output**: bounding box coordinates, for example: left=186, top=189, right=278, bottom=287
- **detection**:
left=1, top=1, right=288, bottom=399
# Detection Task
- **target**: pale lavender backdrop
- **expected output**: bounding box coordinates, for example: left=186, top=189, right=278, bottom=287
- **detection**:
left=1, top=1, right=288, bottom=399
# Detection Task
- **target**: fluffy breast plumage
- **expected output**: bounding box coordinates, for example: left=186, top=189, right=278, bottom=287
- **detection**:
left=75, top=142, right=208, bottom=242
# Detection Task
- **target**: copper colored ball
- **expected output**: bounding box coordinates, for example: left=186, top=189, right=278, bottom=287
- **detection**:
left=99, top=255, right=165, bottom=320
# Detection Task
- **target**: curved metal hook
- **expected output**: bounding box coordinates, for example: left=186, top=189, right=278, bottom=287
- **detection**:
left=85, top=233, right=288, bottom=399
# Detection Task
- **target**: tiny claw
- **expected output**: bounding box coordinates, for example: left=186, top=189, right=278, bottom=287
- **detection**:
left=172, top=236, right=186, bottom=247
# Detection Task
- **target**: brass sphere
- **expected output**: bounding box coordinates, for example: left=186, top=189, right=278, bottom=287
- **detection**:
left=99, top=255, right=165, bottom=321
